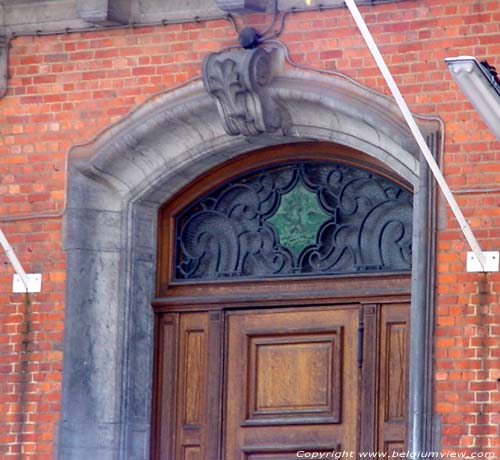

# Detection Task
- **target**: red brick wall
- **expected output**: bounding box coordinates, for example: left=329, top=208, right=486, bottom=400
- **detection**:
left=0, top=0, right=499, bottom=458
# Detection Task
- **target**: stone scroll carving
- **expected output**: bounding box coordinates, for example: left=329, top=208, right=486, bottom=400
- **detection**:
left=202, top=47, right=285, bottom=136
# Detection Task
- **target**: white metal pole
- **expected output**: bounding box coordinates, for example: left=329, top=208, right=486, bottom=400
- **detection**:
left=344, top=0, right=488, bottom=270
left=0, top=228, right=30, bottom=292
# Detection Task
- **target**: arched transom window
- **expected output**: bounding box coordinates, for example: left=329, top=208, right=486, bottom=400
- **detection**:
left=174, top=161, right=413, bottom=281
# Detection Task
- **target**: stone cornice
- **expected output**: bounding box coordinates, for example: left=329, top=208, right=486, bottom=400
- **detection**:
left=1, top=0, right=398, bottom=36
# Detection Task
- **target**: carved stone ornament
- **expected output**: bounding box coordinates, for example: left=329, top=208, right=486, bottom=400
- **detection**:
left=202, top=47, right=285, bottom=136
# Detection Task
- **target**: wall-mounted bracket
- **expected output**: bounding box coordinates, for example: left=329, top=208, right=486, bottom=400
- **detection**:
left=467, top=251, right=499, bottom=273
left=1, top=228, right=42, bottom=293
left=13, top=273, right=42, bottom=293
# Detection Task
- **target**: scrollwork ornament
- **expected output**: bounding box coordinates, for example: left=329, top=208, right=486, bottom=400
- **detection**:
left=203, top=47, right=285, bottom=136
left=174, top=161, right=413, bottom=281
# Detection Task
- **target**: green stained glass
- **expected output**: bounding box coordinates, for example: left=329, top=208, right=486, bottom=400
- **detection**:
left=267, top=184, right=330, bottom=257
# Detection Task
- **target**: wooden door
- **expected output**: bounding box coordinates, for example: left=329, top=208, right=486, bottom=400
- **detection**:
left=359, top=303, right=409, bottom=456
left=225, top=306, right=359, bottom=459
left=152, top=299, right=409, bottom=460
left=152, top=145, right=414, bottom=459
left=153, top=310, right=225, bottom=460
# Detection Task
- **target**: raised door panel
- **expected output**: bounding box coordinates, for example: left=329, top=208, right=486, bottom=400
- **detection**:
left=182, top=446, right=202, bottom=460
left=242, top=445, right=341, bottom=460
left=225, top=307, right=360, bottom=460
left=175, top=313, right=209, bottom=460
left=377, top=303, right=409, bottom=454
left=152, top=314, right=178, bottom=460
left=246, top=330, right=342, bottom=425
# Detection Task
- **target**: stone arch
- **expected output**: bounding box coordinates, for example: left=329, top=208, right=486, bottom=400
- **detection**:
left=59, top=70, right=440, bottom=460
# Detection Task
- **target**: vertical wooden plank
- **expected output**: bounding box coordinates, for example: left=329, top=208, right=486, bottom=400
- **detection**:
left=378, top=303, right=409, bottom=453
left=175, top=312, right=209, bottom=460
left=151, top=313, right=178, bottom=460
left=183, top=330, right=205, bottom=425
left=359, top=304, right=378, bottom=454
left=205, top=311, right=224, bottom=460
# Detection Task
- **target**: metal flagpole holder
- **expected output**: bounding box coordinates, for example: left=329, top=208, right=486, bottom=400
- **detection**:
left=0, top=228, right=42, bottom=293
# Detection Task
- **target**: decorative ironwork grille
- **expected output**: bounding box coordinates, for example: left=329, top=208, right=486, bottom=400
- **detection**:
left=174, top=161, right=413, bottom=281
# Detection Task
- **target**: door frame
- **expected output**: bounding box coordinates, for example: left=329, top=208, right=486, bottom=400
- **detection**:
left=151, top=145, right=420, bottom=458
left=60, top=72, right=440, bottom=459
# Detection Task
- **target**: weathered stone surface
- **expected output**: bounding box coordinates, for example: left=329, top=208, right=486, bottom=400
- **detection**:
left=58, top=421, right=119, bottom=460
left=77, top=0, right=134, bottom=25
left=1, top=0, right=88, bottom=34
left=2, top=0, right=368, bottom=34
left=64, top=208, right=122, bottom=251
left=60, top=249, right=123, bottom=460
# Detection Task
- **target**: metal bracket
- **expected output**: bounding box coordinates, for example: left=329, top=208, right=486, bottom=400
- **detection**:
left=466, top=251, right=499, bottom=273
left=13, top=273, right=42, bottom=293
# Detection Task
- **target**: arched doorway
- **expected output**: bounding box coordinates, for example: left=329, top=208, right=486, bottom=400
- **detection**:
left=60, top=73, right=439, bottom=460
left=152, top=143, right=413, bottom=459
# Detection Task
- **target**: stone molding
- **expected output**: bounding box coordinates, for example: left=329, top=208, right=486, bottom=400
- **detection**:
left=77, top=0, right=135, bottom=25
left=0, top=1, right=391, bottom=35
left=60, top=69, right=440, bottom=459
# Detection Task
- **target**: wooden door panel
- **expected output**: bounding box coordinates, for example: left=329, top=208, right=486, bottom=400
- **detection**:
left=242, top=445, right=341, bottom=460
left=225, top=307, right=360, bottom=459
left=182, top=446, right=202, bottom=460
left=153, top=311, right=224, bottom=460
left=175, top=312, right=209, bottom=460
left=377, top=303, right=409, bottom=454
left=245, top=330, right=342, bottom=425
left=152, top=314, right=178, bottom=460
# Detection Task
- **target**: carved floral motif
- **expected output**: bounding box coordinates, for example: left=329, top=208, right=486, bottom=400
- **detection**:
left=203, top=47, right=284, bottom=136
